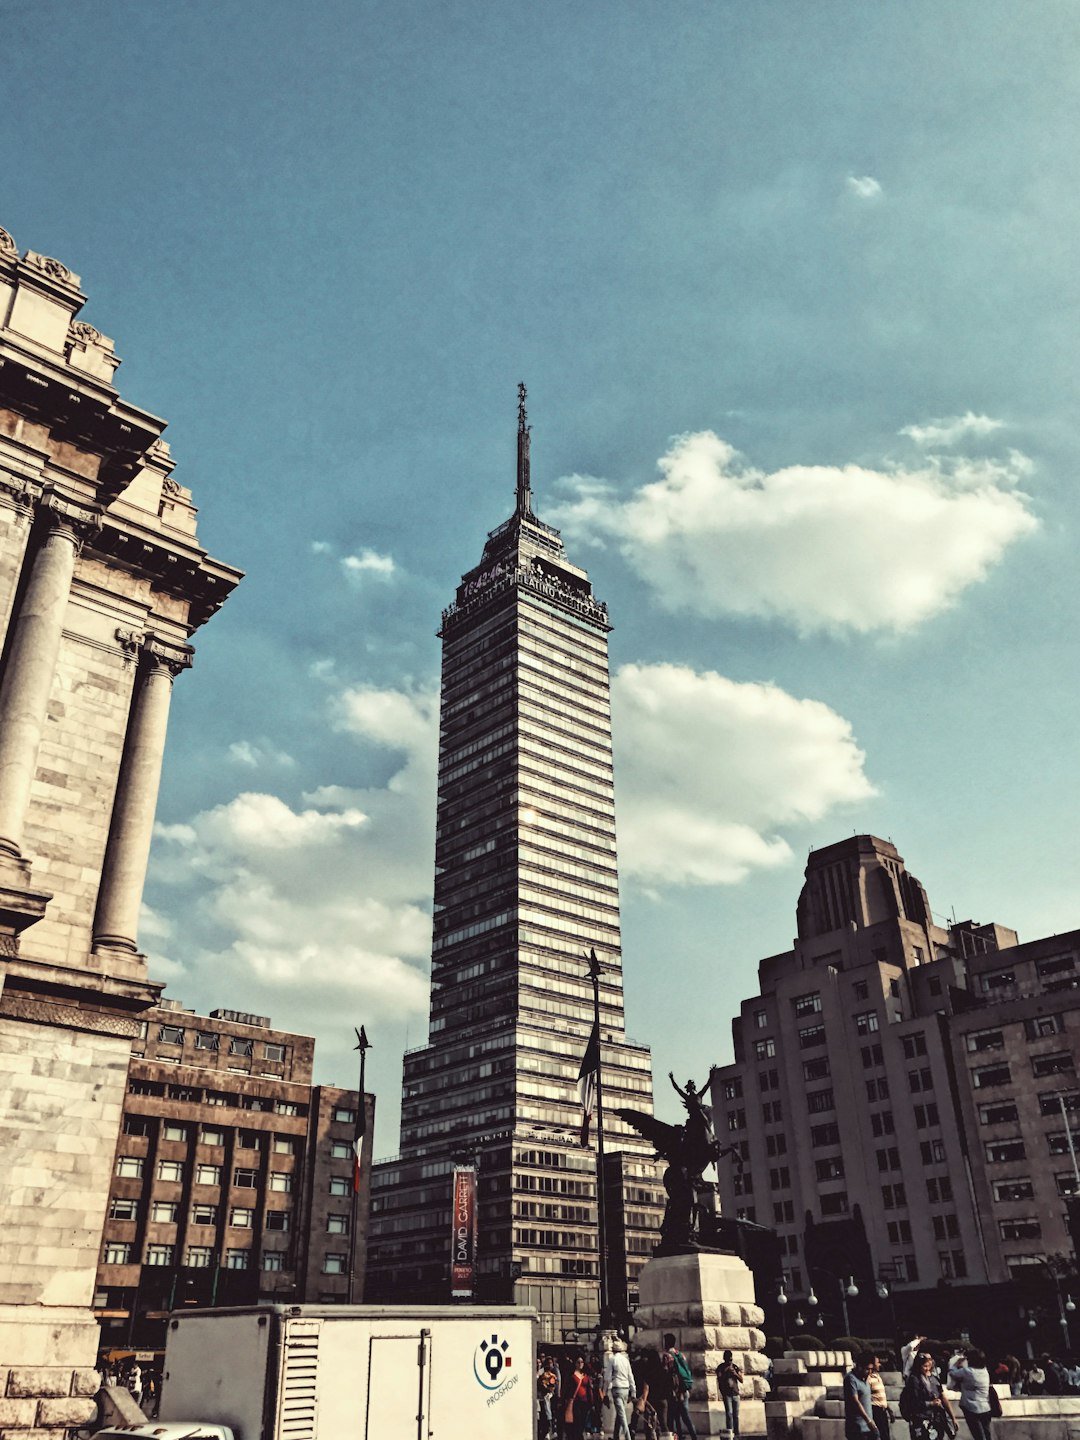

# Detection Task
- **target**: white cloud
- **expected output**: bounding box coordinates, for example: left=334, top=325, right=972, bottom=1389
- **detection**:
left=310, top=540, right=332, bottom=554
left=147, top=686, right=439, bottom=1025
left=341, top=548, right=395, bottom=580
left=847, top=174, right=883, bottom=200
left=613, top=662, right=875, bottom=887
left=900, top=412, right=1005, bottom=448
left=552, top=430, right=1037, bottom=635
left=138, top=902, right=174, bottom=942
left=228, top=738, right=296, bottom=769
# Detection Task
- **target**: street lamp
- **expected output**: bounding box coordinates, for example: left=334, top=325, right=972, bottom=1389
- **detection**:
left=777, top=1283, right=789, bottom=1344
left=794, top=1312, right=805, bottom=1330
left=876, top=1278, right=898, bottom=1362
left=809, top=1272, right=859, bottom=1337
left=1032, top=1255, right=1076, bottom=1349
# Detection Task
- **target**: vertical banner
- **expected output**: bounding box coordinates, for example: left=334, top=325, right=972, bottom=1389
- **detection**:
left=450, top=1164, right=478, bottom=1299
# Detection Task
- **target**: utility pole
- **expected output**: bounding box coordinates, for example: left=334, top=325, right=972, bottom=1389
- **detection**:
left=348, top=1026, right=370, bottom=1304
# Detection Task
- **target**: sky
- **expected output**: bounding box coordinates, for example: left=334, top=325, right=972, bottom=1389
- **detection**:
left=5, top=0, right=1080, bottom=1149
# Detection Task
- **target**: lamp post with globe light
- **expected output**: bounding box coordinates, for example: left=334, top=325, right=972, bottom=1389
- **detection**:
left=808, top=1272, right=860, bottom=1338
left=777, top=1282, right=790, bottom=1345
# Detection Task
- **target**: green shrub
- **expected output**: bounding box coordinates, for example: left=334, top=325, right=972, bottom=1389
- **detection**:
left=836, top=1336, right=870, bottom=1355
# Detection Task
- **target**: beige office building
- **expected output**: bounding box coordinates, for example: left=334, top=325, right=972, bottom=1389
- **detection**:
left=711, top=835, right=1080, bottom=1344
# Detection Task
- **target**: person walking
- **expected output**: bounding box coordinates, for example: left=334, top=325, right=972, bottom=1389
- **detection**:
left=565, top=1355, right=592, bottom=1440
left=716, top=1350, right=743, bottom=1438
left=604, top=1339, right=637, bottom=1440
left=948, top=1348, right=994, bottom=1440
left=663, top=1334, right=697, bottom=1440
left=901, top=1351, right=958, bottom=1440
left=845, top=1351, right=879, bottom=1440
left=866, top=1353, right=892, bottom=1440
left=631, top=1346, right=662, bottom=1440
left=538, top=1354, right=560, bottom=1440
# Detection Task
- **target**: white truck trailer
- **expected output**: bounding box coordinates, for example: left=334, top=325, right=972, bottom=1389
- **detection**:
left=156, top=1303, right=538, bottom=1440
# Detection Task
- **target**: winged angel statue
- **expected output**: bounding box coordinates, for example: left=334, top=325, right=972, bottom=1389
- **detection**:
left=617, top=1072, right=742, bottom=1254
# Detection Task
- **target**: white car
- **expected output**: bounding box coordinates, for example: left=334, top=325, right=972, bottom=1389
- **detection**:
left=92, top=1426, right=236, bottom=1440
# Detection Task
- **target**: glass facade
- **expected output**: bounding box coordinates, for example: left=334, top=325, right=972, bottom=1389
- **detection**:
left=367, top=402, right=662, bottom=1338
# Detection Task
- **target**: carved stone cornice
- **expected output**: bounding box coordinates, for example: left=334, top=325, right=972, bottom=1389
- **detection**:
left=0, top=990, right=143, bottom=1039
left=93, top=519, right=243, bottom=630
left=69, top=320, right=101, bottom=345
left=0, top=226, right=16, bottom=260
left=0, top=353, right=159, bottom=479
left=22, top=250, right=79, bottom=289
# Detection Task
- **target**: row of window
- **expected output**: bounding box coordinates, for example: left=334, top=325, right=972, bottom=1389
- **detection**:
left=111, top=1198, right=297, bottom=1229
left=751, top=978, right=903, bottom=1035
left=973, top=1055, right=1076, bottom=1088
left=157, top=1025, right=286, bottom=1061
left=116, top=1157, right=296, bottom=1188
left=979, top=953, right=1077, bottom=993
left=128, top=1079, right=306, bottom=1116
left=101, top=1242, right=347, bottom=1273
left=110, top=1196, right=353, bottom=1231
left=122, top=1120, right=299, bottom=1151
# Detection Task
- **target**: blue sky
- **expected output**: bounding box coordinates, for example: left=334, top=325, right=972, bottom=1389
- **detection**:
left=6, top=0, right=1080, bottom=1142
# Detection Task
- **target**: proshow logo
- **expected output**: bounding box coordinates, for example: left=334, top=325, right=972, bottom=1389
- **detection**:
left=473, top=1333, right=513, bottom=1390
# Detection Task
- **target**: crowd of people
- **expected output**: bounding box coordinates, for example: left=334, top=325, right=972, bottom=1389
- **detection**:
left=97, top=1357, right=161, bottom=1416
left=845, top=1334, right=1080, bottom=1440
left=538, top=1329, right=1080, bottom=1440
left=535, top=1334, right=703, bottom=1440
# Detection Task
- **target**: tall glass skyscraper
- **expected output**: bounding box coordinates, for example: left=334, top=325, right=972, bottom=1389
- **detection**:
left=366, top=392, right=661, bottom=1341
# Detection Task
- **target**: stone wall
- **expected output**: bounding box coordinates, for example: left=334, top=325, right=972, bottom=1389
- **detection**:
left=0, top=1015, right=132, bottom=1433
left=0, top=1016, right=131, bottom=1308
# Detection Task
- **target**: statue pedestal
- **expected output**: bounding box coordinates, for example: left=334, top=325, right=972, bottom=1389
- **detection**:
left=634, top=1251, right=769, bottom=1436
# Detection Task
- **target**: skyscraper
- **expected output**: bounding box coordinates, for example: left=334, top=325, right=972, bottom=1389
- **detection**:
left=367, top=390, right=661, bottom=1341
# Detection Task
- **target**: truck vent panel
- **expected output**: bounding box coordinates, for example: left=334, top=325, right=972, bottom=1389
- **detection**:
left=280, top=1321, right=320, bottom=1439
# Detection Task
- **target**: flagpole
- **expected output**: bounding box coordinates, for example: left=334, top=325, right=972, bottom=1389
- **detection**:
left=348, top=1026, right=370, bottom=1304
left=587, top=949, right=612, bottom=1332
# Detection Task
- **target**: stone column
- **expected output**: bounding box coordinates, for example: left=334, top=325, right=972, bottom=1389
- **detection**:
left=0, top=504, right=94, bottom=865
left=92, top=640, right=190, bottom=955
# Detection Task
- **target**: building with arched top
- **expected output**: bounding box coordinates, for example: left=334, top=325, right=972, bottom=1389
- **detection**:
left=0, top=224, right=241, bottom=1435
left=711, top=834, right=1080, bottom=1353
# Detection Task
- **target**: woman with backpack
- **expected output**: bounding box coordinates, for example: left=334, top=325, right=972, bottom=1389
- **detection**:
left=901, top=1351, right=958, bottom=1440
left=662, top=1334, right=698, bottom=1440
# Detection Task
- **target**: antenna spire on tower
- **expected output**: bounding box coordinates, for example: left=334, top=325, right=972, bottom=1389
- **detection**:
left=516, top=381, right=533, bottom=517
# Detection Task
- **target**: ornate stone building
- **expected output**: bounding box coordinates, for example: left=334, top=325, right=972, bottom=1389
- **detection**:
left=0, top=224, right=240, bottom=1434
